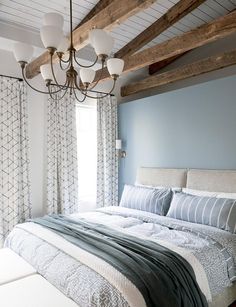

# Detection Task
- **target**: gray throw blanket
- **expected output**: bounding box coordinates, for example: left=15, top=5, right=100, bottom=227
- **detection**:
left=31, top=214, right=208, bottom=307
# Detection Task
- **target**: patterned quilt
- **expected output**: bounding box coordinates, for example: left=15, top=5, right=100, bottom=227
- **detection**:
left=4, top=206, right=236, bottom=307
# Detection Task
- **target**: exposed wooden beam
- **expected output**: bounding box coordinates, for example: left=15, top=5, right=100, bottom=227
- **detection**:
left=121, top=49, right=236, bottom=97
left=149, top=53, right=188, bottom=75
left=115, top=0, right=206, bottom=59
left=75, top=0, right=114, bottom=28
left=25, top=0, right=156, bottom=79
left=93, top=10, right=236, bottom=83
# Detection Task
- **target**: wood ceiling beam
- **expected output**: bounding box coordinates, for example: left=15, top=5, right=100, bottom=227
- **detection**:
left=75, top=0, right=114, bottom=28
left=148, top=53, right=188, bottom=75
left=121, top=49, right=236, bottom=97
left=25, top=0, right=156, bottom=79
left=93, top=10, right=236, bottom=83
left=115, top=0, right=207, bottom=59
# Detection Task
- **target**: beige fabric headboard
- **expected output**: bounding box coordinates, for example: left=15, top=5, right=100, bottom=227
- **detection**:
left=136, top=167, right=236, bottom=192
left=186, top=169, right=236, bottom=192
left=136, top=167, right=187, bottom=188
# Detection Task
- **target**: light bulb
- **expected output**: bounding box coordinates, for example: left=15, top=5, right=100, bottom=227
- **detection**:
left=40, top=25, right=63, bottom=49
left=107, top=58, right=124, bottom=77
left=13, top=42, right=34, bottom=63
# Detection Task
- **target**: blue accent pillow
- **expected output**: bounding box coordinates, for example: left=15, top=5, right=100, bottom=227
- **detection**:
left=119, top=184, right=173, bottom=216
left=167, top=192, right=236, bottom=233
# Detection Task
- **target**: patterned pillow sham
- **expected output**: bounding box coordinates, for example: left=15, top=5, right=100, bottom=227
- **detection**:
left=167, top=192, right=236, bottom=233
left=119, top=184, right=173, bottom=216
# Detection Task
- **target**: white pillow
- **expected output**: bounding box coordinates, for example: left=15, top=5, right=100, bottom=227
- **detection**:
left=183, top=188, right=236, bottom=199
left=135, top=183, right=181, bottom=192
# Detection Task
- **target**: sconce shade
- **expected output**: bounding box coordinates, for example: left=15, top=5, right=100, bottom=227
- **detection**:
left=43, top=13, right=64, bottom=29
left=40, top=64, right=53, bottom=81
left=40, top=25, right=63, bottom=49
left=115, top=139, right=122, bottom=150
left=13, top=42, right=34, bottom=63
left=80, top=68, right=95, bottom=84
left=107, top=58, right=124, bottom=76
left=89, top=29, right=114, bottom=56
left=57, top=36, right=69, bottom=53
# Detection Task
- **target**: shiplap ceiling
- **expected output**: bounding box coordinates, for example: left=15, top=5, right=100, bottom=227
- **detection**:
left=0, top=0, right=236, bottom=53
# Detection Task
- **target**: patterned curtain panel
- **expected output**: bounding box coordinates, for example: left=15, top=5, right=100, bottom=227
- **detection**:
left=97, top=95, right=118, bottom=207
left=0, top=77, right=31, bottom=246
left=47, top=92, right=78, bottom=214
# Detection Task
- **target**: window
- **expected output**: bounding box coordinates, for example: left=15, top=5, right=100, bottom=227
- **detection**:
left=76, top=105, right=97, bottom=212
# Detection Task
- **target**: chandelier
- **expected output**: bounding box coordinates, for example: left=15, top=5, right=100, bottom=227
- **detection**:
left=13, top=0, right=124, bottom=102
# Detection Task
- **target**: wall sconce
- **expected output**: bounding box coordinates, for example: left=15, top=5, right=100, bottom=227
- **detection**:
left=116, top=139, right=126, bottom=158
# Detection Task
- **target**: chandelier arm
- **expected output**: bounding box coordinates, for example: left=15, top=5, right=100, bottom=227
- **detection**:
left=74, top=74, right=85, bottom=91
left=21, top=66, right=53, bottom=94
left=85, top=60, right=105, bottom=91
left=73, top=50, right=98, bottom=68
left=57, top=53, right=71, bottom=64
left=82, top=78, right=117, bottom=99
left=72, top=86, right=87, bottom=103
left=59, top=58, right=71, bottom=71
left=50, top=54, right=61, bottom=87
left=48, top=81, right=70, bottom=101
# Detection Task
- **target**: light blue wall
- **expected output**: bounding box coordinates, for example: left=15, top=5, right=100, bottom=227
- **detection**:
left=118, top=75, right=236, bottom=196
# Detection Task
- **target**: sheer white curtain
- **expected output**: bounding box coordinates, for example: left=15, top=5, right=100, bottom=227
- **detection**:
left=0, top=77, right=31, bottom=246
left=47, top=93, right=78, bottom=214
left=97, top=95, right=118, bottom=207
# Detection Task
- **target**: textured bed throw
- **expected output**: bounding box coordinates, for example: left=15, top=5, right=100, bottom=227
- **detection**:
left=31, top=215, right=207, bottom=307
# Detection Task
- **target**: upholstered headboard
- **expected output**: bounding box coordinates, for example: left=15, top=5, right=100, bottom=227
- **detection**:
left=186, top=169, right=236, bottom=192
left=136, top=167, right=236, bottom=192
left=136, top=167, right=187, bottom=188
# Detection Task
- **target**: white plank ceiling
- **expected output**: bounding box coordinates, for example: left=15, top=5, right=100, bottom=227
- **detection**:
left=0, top=0, right=236, bottom=53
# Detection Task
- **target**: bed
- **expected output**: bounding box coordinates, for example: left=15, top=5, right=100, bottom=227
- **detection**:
left=1, top=168, right=236, bottom=307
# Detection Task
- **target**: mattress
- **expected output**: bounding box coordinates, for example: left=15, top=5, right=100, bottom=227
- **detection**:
left=4, top=206, right=236, bottom=307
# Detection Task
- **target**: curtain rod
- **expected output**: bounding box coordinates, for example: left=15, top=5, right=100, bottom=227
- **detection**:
left=0, top=73, right=23, bottom=82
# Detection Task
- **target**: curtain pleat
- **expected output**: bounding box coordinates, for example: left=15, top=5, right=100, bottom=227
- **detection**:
left=97, top=95, right=118, bottom=207
left=47, top=93, right=78, bottom=214
left=0, top=77, right=31, bottom=246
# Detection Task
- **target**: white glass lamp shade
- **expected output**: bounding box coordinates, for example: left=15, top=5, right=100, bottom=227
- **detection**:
left=40, top=64, right=53, bottom=81
left=13, top=42, right=34, bottom=63
left=40, top=25, right=63, bottom=49
left=43, top=13, right=64, bottom=29
left=115, top=139, right=122, bottom=150
left=80, top=68, right=95, bottom=84
left=57, top=36, right=69, bottom=53
left=107, top=58, right=124, bottom=76
left=89, top=29, right=114, bottom=56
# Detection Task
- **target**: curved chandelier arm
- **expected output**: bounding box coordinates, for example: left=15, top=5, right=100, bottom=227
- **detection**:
left=50, top=54, right=68, bottom=90
left=48, top=81, right=70, bottom=101
left=57, top=53, right=71, bottom=64
left=82, top=78, right=117, bottom=99
left=59, top=58, right=71, bottom=71
left=85, top=60, right=106, bottom=91
left=21, top=66, right=53, bottom=94
left=72, top=86, right=87, bottom=103
left=73, top=50, right=98, bottom=68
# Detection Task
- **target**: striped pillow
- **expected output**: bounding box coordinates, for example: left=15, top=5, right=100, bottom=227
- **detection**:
left=167, top=192, right=236, bottom=233
left=119, top=185, right=173, bottom=216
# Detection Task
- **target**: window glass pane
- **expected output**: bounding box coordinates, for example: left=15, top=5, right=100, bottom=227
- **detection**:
left=76, top=105, right=97, bottom=211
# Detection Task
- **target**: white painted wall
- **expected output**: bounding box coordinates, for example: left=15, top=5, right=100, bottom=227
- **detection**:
left=0, top=49, right=47, bottom=217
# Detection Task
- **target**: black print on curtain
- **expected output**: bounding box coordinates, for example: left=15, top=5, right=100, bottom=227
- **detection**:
left=97, top=95, right=118, bottom=207
left=0, top=77, right=31, bottom=246
left=47, top=92, right=78, bottom=214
